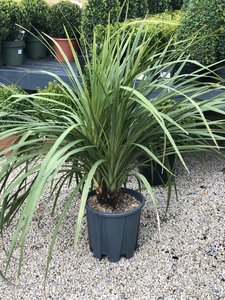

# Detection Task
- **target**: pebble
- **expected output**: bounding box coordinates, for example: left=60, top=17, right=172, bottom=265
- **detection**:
left=0, top=152, right=225, bottom=299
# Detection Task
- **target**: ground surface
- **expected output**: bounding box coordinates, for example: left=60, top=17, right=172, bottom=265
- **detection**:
left=0, top=153, right=224, bottom=299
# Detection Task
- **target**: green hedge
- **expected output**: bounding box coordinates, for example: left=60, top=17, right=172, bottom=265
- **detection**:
left=119, top=0, right=148, bottom=19
left=176, top=0, right=225, bottom=65
left=0, top=0, right=10, bottom=41
left=0, top=0, right=27, bottom=41
left=95, top=11, right=181, bottom=51
left=148, top=0, right=184, bottom=13
left=20, top=0, right=49, bottom=34
left=82, top=0, right=120, bottom=44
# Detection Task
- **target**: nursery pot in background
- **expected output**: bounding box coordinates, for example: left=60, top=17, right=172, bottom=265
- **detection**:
left=53, top=38, right=78, bottom=62
left=26, top=35, right=48, bottom=59
left=86, top=188, right=145, bottom=262
left=0, top=134, right=17, bottom=157
left=1, top=40, right=25, bottom=66
left=139, top=154, right=176, bottom=186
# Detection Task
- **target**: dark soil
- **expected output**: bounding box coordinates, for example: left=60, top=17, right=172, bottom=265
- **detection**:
left=88, top=192, right=140, bottom=213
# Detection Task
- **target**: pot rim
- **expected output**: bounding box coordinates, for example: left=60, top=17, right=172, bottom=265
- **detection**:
left=1, top=40, right=25, bottom=48
left=52, top=37, right=76, bottom=41
left=86, top=187, right=145, bottom=217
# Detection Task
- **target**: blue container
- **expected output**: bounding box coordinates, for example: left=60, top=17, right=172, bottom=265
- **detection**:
left=86, top=188, right=145, bottom=262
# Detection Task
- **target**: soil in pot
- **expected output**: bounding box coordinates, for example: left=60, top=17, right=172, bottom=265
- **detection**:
left=53, top=38, right=78, bottom=62
left=88, top=192, right=140, bottom=213
left=86, top=188, right=145, bottom=262
left=1, top=40, right=25, bottom=66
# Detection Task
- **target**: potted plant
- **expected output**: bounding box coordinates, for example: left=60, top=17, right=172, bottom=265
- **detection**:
left=1, top=20, right=225, bottom=278
left=20, top=0, right=50, bottom=59
left=48, top=0, right=82, bottom=62
left=0, top=84, right=28, bottom=156
left=1, top=0, right=26, bottom=66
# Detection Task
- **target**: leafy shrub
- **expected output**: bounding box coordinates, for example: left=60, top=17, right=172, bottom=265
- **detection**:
left=20, top=0, right=49, bottom=34
left=0, top=0, right=10, bottom=41
left=0, top=84, right=29, bottom=129
left=119, top=0, right=148, bottom=20
left=36, top=81, right=71, bottom=120
left=48, top=0, right=82, bottom=38
left=0, top=0, right=27, bottom=41
left=2, top=16, right=225, bottom=278
left=82, top=0, right=120, bottom=44
left=176, top=0, right=225, bottom=65
left=148, top=0, right=184, bottom=13
left=96, top=11, right=181, bottom=51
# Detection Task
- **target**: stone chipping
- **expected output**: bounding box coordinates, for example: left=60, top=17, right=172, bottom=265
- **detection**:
left=0, top=153, right=224, bottom=300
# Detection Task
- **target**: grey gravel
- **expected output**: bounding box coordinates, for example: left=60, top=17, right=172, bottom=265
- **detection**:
left=0, top=153, right=225, bottom=300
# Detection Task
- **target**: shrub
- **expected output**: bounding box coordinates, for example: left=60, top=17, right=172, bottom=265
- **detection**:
left=20, top=0, right=49, bottom=34
left=1, top=0, right=27, bottom=41
left=48, top=0, right=82, bottom=38
left=176, top=0, right=225, bottom=65
left=82, top=0, right=120, bottom=44
left=96, top=11, right=181, bottom=51
left=1, top=19, right=225, bottom=278
left=0, top=85, right=29, bottom=121
left=0, top=0, right=10, bottom=41
left=147, top=0, right=184, bottom=13
left=119, top=0, right=149, bottom=20
left=36, top=81, right=71, bottom=120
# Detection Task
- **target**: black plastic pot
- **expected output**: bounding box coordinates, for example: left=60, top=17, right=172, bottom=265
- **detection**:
left=86, top=188, right=145, bottom=262
left=139, top=154, right=176, bottom=186
left=173, top=63, right=219, bottom=84
left=26, top=35, right=48, bottom=59
left=1, top=40, right=25, bottom=66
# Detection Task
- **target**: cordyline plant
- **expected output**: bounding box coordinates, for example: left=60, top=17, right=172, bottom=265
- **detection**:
left=0, top=20, right=225, bottom=280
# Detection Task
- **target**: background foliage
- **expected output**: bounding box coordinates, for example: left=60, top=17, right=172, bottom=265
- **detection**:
left=48, top=0, right=82, bottom=38
left=20, top=0, right=49, bottom=34
left=176, top=0, right=225, bottom=65
left=82, top=0, right=120, bottom=44
left=0, top=0, right=27, bottom=41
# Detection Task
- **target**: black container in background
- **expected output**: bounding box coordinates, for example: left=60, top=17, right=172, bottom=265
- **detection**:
left=139, top=154, right=176, bottom=186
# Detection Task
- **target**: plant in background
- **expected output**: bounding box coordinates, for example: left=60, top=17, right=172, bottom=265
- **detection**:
left=147, top=0, right=184, bottom=14
left=176, top=0, right=225, bottom=65
left=20, top=0, right=49, bottom=34
left=48, top=0, right=82, bottom=38
left=0, top=84, right=30, bottom=122
left=119, top=0, right=149, bottom=20
left=1, top=0, right=27, bottom=41
left=0, top=84, right=28, bottom=154
left=0, top=0, right=10, bottom=42
left=1, top=20, right=225, bottom=278
left=36, top=81, right=71, bottom=120
left=82, top=0, right=120, bottom=44
left=95, top=11, right=181, bottom=52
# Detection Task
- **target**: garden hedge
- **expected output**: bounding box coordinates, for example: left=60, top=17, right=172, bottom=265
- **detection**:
left=0, top=0, right=10, bottom=41
left=148, top=0, right=184, bottom=13
left=82, top=0, right=120, bottom=44
left=119, top=0, right=149, bottom=19
left=177, top=0, right=225, bottom=65
left=20, top=0, right=49, bottom=34
left=95, top=11, right=181, bottom=52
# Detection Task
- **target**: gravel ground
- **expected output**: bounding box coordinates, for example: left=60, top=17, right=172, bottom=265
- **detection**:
left=0, top=153, right=224, bottom=300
